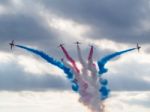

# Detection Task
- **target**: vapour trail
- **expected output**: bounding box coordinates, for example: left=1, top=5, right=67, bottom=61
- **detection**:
left=98, top=48, right=136, bottom=74
left=87, top=46, right=97, bottom=80
left=15, top=44, right=137, bottom=112
left=88, top=45, right=94, bottom=61
left=77, top=44, right=86, bottom=66
left=15, top=45, right=74, bottom=80
left=59, top=45, right=80, bottom=73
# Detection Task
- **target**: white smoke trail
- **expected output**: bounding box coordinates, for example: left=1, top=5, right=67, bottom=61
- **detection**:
left=75, top=45, right=105, bottom=112
left=16, top=44, right=106, bottom=112
left=62, top=57, right=105, bottom=112
left=16, top=44, right=136, bottom=112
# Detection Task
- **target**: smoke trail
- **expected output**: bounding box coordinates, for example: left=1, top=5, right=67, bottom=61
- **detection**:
left=97, top=48, right=136, bottom=100
left=87, top=46, right=97, bottom=78
left=88, top=45, right=94, bottom=63
left=59, top=45, right=88, bottom=94
left=59, top=45, right=93, bottom=103
left=15, top=44, right=136, bottom=112
left=99, top=78, right=110, bottom=100
left=59, top=45, right=80, bottom=73
left=15, top=45, right=76, bottom=88
left=77, top=44, right=86, bottom=66
left=87, top=46, right=95, bottom=71
left=98, top=48, right=136, bottom=74
left=15, top=44, right=104, bottom=112
left=61, top=58, right=79, bottom=92
left=75, top=44, right=104, bottom=112
left=76, top=44, right=90, bottom=82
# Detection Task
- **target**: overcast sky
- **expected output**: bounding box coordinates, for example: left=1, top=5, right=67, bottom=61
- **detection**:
left=0, top=0, right=150, bottom=92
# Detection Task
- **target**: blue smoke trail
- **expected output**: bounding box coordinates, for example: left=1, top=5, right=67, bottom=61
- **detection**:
left=100, top=78, right=108, bottom=85
left=15, top=45, right=79, bottom=91
left=99, top=78, right=110, bottom=100
left=99, top=85, right=110, bottom=100
left=71, top=82, right=79, bottom=92
left=98, top=48, right=136, bottom=74
left=98, top=48, right=136, bottom=100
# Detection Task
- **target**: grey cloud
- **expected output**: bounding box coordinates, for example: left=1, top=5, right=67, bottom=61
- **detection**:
left=0, top=61, right=71, bottom=91
left=108, top=74, right=150, bottom=91
left=0, top=14, right=59, bottom=50
left=105, top=61, right=150, bottom=91
left=40, top=0, right=150, bottom=44
left=0, top=15, right=67, bottom=60
left=0, top=0, right=66, bottom=57
left=1, top=0, right=147, bottom=56
left=0, top=0, right=9, bottom=4
left=0, top=0, right=149, bottom=92
left=0, top=0, right=149, bottom=55
left=0, top=15, right=48, bottom=41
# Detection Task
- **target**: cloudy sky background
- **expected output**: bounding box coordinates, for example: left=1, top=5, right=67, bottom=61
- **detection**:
left=0, top=0, right=150, bottom=112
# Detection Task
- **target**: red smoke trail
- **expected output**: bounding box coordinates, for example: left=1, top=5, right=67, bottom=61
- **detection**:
left=60, top=46, right=80, bottom=73
left=88, top=46, right=94, bottom=61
